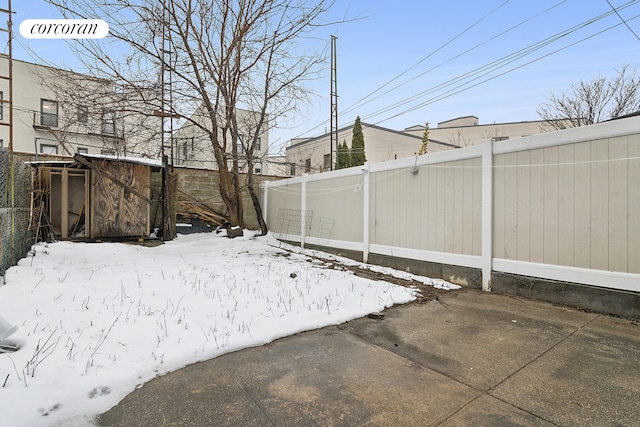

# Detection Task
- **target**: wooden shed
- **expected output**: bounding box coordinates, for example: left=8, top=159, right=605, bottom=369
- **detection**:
left=32, top=154, right=165, bottom=240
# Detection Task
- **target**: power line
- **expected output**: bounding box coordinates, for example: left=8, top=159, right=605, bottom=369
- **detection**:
left=340, top=0, right=569, bottom=118
left=286, top=0, right=639, bottom=145
left=606, top=0, right=640, bottom=40
left=361, top=2, right=640, bottom=124
left=372, top=13, right=640, bottom=125
left=343, top=0, right=513, bottom=116
left=285, top=0, right=515, bottom=142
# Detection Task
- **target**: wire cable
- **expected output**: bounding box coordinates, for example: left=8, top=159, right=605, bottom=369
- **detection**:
left=605, top=0, right=640, bottom=40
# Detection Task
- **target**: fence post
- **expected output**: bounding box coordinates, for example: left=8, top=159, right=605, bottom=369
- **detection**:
left=301, top=173, right=307, bottom=248
left=362, top=163, right=370, bottom=263
left=482, top=140, right=493, bottom=291
left=261, top=180, right=268, bottom=227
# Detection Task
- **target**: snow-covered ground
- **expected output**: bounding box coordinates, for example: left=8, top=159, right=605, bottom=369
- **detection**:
left=0, top=231, right=457, bottom=426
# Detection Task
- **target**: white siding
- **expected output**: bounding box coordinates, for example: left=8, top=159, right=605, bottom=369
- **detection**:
left=267, top=116, right=640, bottom=292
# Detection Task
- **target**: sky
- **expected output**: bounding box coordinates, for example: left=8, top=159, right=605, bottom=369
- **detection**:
left=7, top=0, right=640, bottom=154
left=0, top=230, right=458, bottom=426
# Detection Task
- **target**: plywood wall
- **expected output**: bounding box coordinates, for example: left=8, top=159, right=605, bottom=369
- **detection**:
left=91, top=160, right=150, bottom=238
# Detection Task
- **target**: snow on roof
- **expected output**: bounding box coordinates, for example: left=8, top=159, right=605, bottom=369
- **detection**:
left=77, top=153, right=164, bottom=167
left=25, top=160, right=76, bottom=166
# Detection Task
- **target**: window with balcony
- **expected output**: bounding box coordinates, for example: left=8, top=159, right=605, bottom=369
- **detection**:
left=41, top=99, right=58, bottom=127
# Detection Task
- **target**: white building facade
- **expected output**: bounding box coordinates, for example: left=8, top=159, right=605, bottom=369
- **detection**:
left=285, top=116, right=560, bottom=176
left=0, top=58, right=160, bottom=158
left=405, top=115, right=557, bottom=147
left=285, top=122, right=457, bottom=176
left=172, top=105, right=270, bottom=175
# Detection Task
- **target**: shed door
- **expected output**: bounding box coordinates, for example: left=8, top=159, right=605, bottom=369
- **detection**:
left=49, top=169, right=89, bottom=239
left=90, top=161, right=150, bottom=238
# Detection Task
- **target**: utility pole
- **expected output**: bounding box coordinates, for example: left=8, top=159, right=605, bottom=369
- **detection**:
left=0, top=1, right=14, bottom=262
left=153, top=0, right=177, bottom=241
left=329, top=35, right=338, bottom=171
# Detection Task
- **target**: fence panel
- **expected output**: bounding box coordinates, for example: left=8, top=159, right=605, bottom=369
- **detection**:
left=369, top=158, right=481, bottom=256
left=492, top=134, right=640, bottom=275
left=0, top=149, right=33, bottom=280
left=305, top=174, right=363, bottom=245
left=265, top=116, right=640, bottom=294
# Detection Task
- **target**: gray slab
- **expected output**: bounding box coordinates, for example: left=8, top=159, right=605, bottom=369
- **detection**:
left=492, top=314, right=640, bottom=426
left=440, top=394, right=555, bottom=426
left=99, top=328, right=478, bottom=427
left=98, top=290, right=639, bottom=427
left=97, top=356, right=273, bottom=427
left=340, top=290, right=598, bottom=390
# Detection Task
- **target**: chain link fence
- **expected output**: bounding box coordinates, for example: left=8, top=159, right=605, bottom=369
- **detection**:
left=0, top=148, right=32, bottom=281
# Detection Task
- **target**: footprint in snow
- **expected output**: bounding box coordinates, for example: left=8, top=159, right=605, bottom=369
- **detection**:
left=38, top=403, right=61, bottom=416
left=88, top=386, right=111, bottom=398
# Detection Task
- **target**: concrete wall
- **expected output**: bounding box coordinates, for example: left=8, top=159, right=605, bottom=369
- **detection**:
left=173, top=166, right=282, bottom=230
left=265, top=116, right=640, bottom=317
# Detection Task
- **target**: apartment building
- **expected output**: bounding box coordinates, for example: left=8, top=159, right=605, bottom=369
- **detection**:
left=172, top=104, right=270, bottom=175
left=0, top=58, right=160, bottom=158
left=285, top=121, right=457, bottom=176
left=285, top=116, right=558, bottom=176
left=404, top=115, right=556, bottom=147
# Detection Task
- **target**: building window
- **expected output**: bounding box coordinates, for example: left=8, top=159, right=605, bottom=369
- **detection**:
left=323, top=154, right=331, bottom=171
left=77, top=147, right=88, bottom=154
left=254, top=167, right=261, bottom=174
left=0, top=91, right=3, bottom=121
left=289, top=162, right=295, bottom=176
left=41, top=99, right=58, bottom=127
left=77, top=105, right=89, bottom=123
left=102, top=110, right=115, bottom=135
left=305, top=158, right=311, bottom=173
left=40, top=144, right=58, bottom=154
left=237, top=134, right=245, bottom=152
left=0, top=139, right=3, bottom=148
left=255, top=137, right=261, bottom=151
left=178, top=137, right=195, bottom=160
left=101, top=149, right=116, bottom=155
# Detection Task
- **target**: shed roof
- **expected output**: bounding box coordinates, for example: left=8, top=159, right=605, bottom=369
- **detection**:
left=78, top=153, right=164, bottom=168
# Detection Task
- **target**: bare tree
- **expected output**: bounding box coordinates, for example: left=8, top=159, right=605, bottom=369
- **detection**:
left=537, top=64, right=640, bottom=130
left=46, top=0, right=335, bottom=236
left=448, top=130, right=471, bottom=148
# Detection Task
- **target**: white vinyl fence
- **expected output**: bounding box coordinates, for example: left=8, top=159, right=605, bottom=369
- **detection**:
left=264, top=116, right=640, bottom=294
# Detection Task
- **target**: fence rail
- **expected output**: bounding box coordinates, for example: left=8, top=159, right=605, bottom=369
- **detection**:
left=264, top=116, right=640, bottom=295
